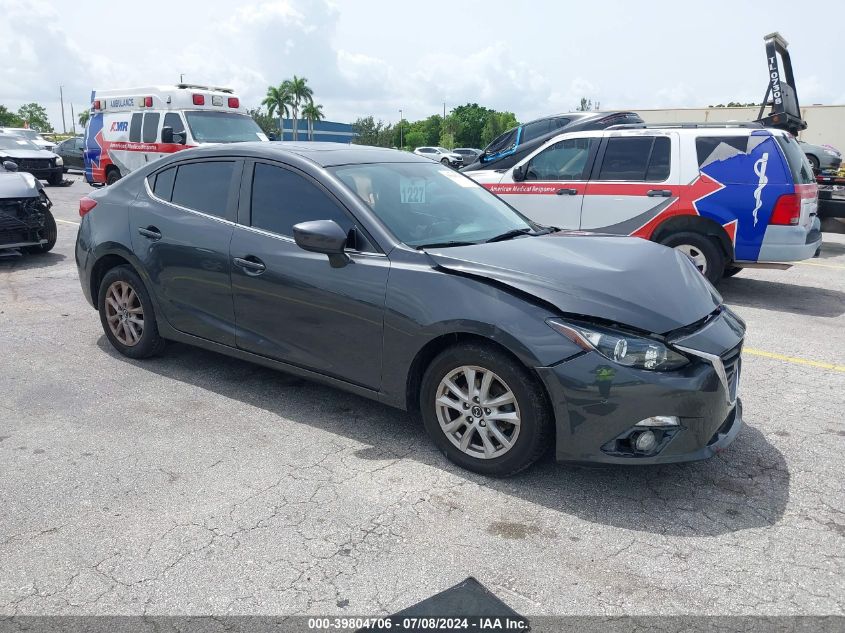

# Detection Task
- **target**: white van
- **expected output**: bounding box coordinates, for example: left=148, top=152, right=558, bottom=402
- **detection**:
left=84, top=84, right=268, bottom=185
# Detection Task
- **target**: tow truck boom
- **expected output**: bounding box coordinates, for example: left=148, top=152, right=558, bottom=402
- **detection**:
left=755, top=32, right=807, bottom=136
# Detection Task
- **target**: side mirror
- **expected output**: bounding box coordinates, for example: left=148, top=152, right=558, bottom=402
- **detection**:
left=3, top=160, right=18, bottom=172
left=173, top=131, right=187, bottom=145
left=512, top=164, right=527, bottom=182
left=161, top=126, right=174, bottom=143
left=293, top=219, right=350, bottom=268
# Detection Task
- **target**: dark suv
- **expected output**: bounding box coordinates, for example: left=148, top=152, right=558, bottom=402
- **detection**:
left=463, top=111, right=643, bottom=172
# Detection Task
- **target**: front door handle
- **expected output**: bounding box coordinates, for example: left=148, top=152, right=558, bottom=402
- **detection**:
left=137, top=226, right=162, bottom=240
left=233, top=256, right=266, bottom=275
left=556, top=188, right=578, bottom=196
left=647, top=189, right=673, bottom=197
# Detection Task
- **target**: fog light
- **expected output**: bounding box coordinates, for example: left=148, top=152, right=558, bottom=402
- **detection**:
left=635, top=416, right=680, bottom=428
left=635, top=430, right=657, bottom=453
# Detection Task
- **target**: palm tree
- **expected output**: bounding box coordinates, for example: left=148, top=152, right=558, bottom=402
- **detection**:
left=78, top=109, right=90, bottom=127
left=261, top=84, right=293, bottom=138
left=286, top=75, right=313, bottom=141
left=302, top=103, right=325, bottom=141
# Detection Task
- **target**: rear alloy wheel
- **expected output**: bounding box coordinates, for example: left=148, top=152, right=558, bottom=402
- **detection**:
left=98, top=266, right=165, bottom=358
left=420, top=343, right=552, bottom=476
left=659, top=231, right=725, bottom=285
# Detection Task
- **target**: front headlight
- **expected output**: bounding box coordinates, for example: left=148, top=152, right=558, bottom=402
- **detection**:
left=55, top=156, right=63, bottom=166
left=547, top=319, right=689, bottom=371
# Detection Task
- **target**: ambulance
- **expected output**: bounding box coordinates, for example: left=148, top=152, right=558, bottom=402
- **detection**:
left=84, top=84, right=269, bottom=186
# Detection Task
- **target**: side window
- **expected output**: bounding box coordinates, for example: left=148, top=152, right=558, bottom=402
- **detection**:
left=170, top=161, right=235, bottom=218
left=526, top=137, right=596, bottom=181
left=142, top=112, right=160, bottom=143
left=597, top=136, right=670, bottom=182
left=152, top=166, right=176, bottom=201
left=696, top=136, right=749, bottom=167
left=163, top=112, right=185, bottom=135
left=551, top=117, right=571, bottom=130
left=75, top=137, right=85, bottom=150
left=129, top=113, right=142, bottom=142
left=251, top=163, right=354, bottom=240
left=521, top=120, right=550, bottom=143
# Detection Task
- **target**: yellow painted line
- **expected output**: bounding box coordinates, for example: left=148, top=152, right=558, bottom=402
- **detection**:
left=744, top=347, right=845, bottom=372
left=55, top=218, right=79, bottom=226
left=792, top=260, right=845, bottom=270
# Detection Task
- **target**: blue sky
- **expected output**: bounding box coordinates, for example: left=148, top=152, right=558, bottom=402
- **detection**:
left=1, top=0, right=842, bottom=130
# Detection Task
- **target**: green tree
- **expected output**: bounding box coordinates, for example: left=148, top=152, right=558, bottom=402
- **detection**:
left=247, top=107, right=276, bottom=136
left=286, top=75, right=314, bottom=141
left=17, top=102, right=52, bottom=131
left=78, top=109, right=90, bottom=128
left=262, top=84, right=293, bottom=137
left=351, top=116, right=381, bottom=145
left=480, top=111, right=518, bottom=147
left=301, top=102, right=325, bottom=141
left=576, top=97, right=593, bottom=112
left=405, top=129, right=425, bottom=149
left=0, top=105, right=24, bottom=127
left=451, top=103, right=492, bottom=148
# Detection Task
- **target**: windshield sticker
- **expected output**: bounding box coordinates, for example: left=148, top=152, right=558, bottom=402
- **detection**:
left=256, top=132, right=269, bottom=141
left=400, top=177, right=426, bottom=203
left=438, top=168, right=475, bottom=187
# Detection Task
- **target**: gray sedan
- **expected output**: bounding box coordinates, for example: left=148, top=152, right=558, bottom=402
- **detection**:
left=75, top=142, right=744, bottom=476
left=799, top=140, right=842, bottom=172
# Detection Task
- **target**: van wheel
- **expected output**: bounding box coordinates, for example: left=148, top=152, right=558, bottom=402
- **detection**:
left=419, top=343, right=552, bottom=476
left=106, top=168, right=122, bottom=186
left=98, top=266, right=166, bottom=359
left=659, top=231, right=725, bottom=285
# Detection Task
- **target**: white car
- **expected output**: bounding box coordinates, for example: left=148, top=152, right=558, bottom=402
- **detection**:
left=0, top=128, right=57, bottom=152
left=413, top=146, right=463, bottom=168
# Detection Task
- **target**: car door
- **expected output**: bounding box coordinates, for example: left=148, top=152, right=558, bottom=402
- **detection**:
left=580, top=134, right=679, bottom=233
left=130, top=158, right=241, bottom=346
left=499, top=136, right=598, bottom=229
left=71, top=137, right=85, bottom=168
left=229, top=160, right=389, bottom=389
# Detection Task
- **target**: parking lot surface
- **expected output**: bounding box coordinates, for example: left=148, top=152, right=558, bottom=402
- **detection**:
left=1, top=175, right=843, bottom=617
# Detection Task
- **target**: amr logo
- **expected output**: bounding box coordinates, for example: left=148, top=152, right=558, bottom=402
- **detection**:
left=109, top=121, right=129, bottom=132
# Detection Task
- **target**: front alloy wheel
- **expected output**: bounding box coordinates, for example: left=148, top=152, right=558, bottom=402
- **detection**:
left=436, top=365, right=521, bottom=459
left=104, top=280, right=144, bottom=346
left=98, top=265, right=166, bottom=358
left=420, top=343, right=552, bottom=476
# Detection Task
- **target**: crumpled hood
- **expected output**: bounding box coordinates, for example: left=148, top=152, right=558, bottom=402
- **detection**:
left=0, top=170, right=41, bottom=198
left=0, top=148, right=55, bottom=160
left=426, top=233, right=722, bottom=334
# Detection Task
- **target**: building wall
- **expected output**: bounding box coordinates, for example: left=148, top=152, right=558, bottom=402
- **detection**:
left=634, top=105, right=845, bottom=150
left=279, top=119, right=355, bottom=143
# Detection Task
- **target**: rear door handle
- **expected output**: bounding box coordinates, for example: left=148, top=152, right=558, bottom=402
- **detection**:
left=556, top=188, right=578, bottom=196
left=137, top=226, right=162, bottom=240
left=233, top=256, right=266, bottom=275
left=647, top=189, right=673, bottom=197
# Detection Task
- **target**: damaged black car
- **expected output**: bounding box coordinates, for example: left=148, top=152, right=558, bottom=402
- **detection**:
left=75, top=144, right=744, bottom=476
left=1, top=160, right=57, bottom=255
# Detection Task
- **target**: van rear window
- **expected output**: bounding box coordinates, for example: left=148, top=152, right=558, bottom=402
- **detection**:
left=776, top=134, right=814, bottom=184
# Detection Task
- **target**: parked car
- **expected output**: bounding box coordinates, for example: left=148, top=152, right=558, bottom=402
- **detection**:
left=76, top=142, right=744, bottom=476
left=462, top=111, right=643, bottom=172
left=799, top=140, right=841, bottom=172
left=467, top=123, right=821, bottom=284
left=453, top=148, right=481, bottom=164
left=55, top=136, right=85, bottom=171
left=413, top=146, right=463, bottom=167
left=0, top=159, right=57, bottom=254
left=0, top=127, right=57, bottom=152
left=0, top=135, right=64, bottom=185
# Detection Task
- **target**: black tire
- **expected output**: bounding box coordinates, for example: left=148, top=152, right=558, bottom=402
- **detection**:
left=723, top=266, right=742, bottom=278
left=440, top=158, right=450, bottom=166
left=659, top=231, right=725, bottom=285
left=25, top=208, right=57, bottom=254
left=419, top=343, right=552, bottom=476
left=48, top=172, right=63, bottom=186
left=106, top=168, right=122, bottom=186
left=97, top=265, right=166, bottom=359
left=807, top=154, right=820, bottom=171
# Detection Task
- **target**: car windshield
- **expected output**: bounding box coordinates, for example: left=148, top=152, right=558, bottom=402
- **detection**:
left=435, top=147, right=450, bottom=153
left=12, top=129, right=41, bottom=141
left=0, top=136, right=40, bottom=150
left=184, top=111, right=267, bottom=143
left=330, top=162, right=535, bottom=247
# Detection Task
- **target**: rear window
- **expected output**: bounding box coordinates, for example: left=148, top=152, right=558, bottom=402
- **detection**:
left=521, top=120, right=551, bottom=143
left=695, top=136, right=749, bottom=167
left=170, top=161, right=235, bottom=218
left=152, top=167, right=176, bottom=200
left=596, top=136, right=670, bottom=181
left=129, top=114, right=142, bottom=142
left=776, top=134, right=815, bottom=184
left=142, top=113, right=160, bottom=143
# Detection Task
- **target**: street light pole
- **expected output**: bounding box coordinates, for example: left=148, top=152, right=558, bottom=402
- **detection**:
left=70, top=103, right=76, bottom=135
left=59, top=85, right=66, bottom=134
left=399, top=109, right=403, bottom=150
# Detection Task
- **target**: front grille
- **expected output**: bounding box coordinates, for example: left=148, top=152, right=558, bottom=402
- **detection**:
left=721, top=342, right=743, bottom=404
left=14, top=158, right=52, bottom=171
